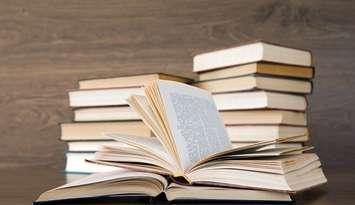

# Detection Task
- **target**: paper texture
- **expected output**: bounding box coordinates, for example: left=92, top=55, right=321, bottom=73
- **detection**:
left=157, top=80, right=231, bottom=170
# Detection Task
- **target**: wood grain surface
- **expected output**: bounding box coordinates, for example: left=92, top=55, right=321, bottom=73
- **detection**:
left=0, top=0, right=355, bottom=171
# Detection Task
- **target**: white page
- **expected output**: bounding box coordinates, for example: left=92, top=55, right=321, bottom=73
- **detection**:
left=157, top=80, right=232, bottom=171
left=104, top=133, right=174, bottom=165
left=56, top=169, right=167, bottom=190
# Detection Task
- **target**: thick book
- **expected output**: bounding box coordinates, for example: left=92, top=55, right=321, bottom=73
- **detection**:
left=227, top=125, right=309, bottom=142
left=68, top=87, right=144, bottom=107
left=197, top=62, right=314, bottom=81
left=220, top=110, right=307, bottom=126
left=60, top=121, right=152, bottom=141
left=74, top=106, right=141, bottom=122
left=36, top=170, right=292, bottom=203
left=79, top=73, right=192, bottom=89
left=90, top=134, right=318, bottom=190
left=67, top=141, right=117, bottom=152
left=193, top=41, right=312, bottom=72
left=194, top=75, right=312, bottom=94
left=36, top=80, right=326, bottom=203
left=213, top=91, right=307, bottom=111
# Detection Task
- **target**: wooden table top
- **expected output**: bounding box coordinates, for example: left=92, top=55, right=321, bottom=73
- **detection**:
left=1, top=165, right=353, bottom=205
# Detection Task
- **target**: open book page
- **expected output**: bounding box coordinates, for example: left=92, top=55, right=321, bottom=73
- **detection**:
left=104, top=134, right=173, bottom=163
left=189, top=153, right=320, bottom=175
left=56, top=169, right=168, bottom=190
left=36, top=170, right=169, bottom=202
left=208, top=145, right=313, bottom=159
left=156, top=80, right=232, bottom=171
left=193, top=134, right=307, bottom=167
left=102, top=133, right=178, bottom=171
left=229, top=146, right=314, bottom=158
left=127, top=95, right=179, bottom=166
left=127, top=96, right=165, bottom=141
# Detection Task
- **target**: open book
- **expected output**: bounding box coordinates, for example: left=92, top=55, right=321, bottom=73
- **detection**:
left=36, top=80, right=326, bottom=203
left=36, top=169, right=293, bottom=202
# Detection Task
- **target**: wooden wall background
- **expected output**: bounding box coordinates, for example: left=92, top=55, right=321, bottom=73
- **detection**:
left=1, top=0, right=354, bottom=170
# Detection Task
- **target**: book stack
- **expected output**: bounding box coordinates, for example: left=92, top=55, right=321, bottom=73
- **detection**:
left=63, top=73, right=191, bottom=174
left=193, top=41, right=313, bottom=149
left=37, top=79, right=327, bottom=203
left=36, top=42, right=327, bottom=203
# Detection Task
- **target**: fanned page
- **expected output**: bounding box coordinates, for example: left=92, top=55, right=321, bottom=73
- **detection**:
left=127, top=95, right=178, bottom=165
left=35, top=170, right=168, bottom=202
left=155, top=80, right=232, bottom=171
left=57, top=169, right=167, bottom=190
left=102, top=133, right=178, bottom=173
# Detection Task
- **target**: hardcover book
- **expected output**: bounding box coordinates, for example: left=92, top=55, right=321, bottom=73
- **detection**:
left=193, top=41, right=312, bottom=72
left=197, top=62, right=314, bottom=80
left=213, top=91, right=307, bottom=111
left=79, top=73, right=192, bottom=89
left=60, top=121, right=152, bottom=141
left=194, top=75, right=312, bottom=94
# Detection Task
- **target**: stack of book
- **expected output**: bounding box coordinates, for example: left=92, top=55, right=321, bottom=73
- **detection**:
left=36, top=79, right=327, bottom=203
left=193, top=41, right=313, bottom=149
left=36, top=41, right=327, bottom=203
left=63, top=73, right=191, bottom=174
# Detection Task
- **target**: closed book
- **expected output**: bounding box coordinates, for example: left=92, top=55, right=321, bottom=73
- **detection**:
left=213, top=91, right=307, bottom=111
left=220, top=110, right=307, bottom=126
left=79, top=73, right=192, bottom=89
left=197, top=62, right=314, bottom=81
left=60, top=121, right=152, bottom=141
left=194, top=41, right=312, bottom=72
left=194, top=75, right=312, bottom=94
left=67, top=141, right=125, bottom=152
left=68, top=87, right=144, bottom=107
left=74, top=106, right=140, bottom=122
left=227, top=125, right=309, bottom=142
